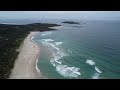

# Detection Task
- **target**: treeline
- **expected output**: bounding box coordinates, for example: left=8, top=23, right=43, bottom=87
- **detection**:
left=0, top=23, right=60, bottom=79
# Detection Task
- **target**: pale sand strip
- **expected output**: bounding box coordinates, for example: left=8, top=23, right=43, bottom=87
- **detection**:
left=10, top=32, right=44, bottom=79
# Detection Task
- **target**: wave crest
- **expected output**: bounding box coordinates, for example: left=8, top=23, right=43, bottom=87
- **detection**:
left=95, top=66, right=102, bottom=73
left=92, top=73, right=100, bottom=79
left=56, top=65, right=81, bottom=78
left=55, top=42, right=63, bottom=45
left=41, top=32, right=52, bottom=36
left=40, top=38, right=81, bottom=78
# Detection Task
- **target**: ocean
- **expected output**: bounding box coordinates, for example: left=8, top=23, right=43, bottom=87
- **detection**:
left=5, top=19, right=120, bottom=79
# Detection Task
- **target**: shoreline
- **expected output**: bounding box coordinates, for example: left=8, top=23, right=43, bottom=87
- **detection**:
left=0, top=23, right=60, bottom=78
left=10, top=31, right=44, bottom=79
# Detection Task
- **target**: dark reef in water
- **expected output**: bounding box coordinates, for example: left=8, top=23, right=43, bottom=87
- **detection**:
left=0, top=23, right=60, bottom=79
left=62, top=21, right=80, bottom=24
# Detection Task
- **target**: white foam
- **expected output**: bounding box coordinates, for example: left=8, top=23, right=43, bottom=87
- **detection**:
left=41, top=39, right=62, bottom=51
left=86, top=60, right=96, bottom=66
left=67, top=67, right=81, bottom=75
left=50, top=50, right=67, bottom=65
left=45, top=40, right=79, bottom=78
left=56, top=65, right=81, bottom=78
left=41, top=40, right=60, bottom=51
left=41, top=40, right=61, bottom=57
left=35, top=58, right=41, bottom=73
left=31, top=36, right=34, bottom=40
left=41, top=32, right=52, bottom=36
left=68, top=50, right=72, bottom=53
left=31, top=36, right=35, bottom=43
left=31, top=36, right=38, bottom=45
left=55, top=60, right=62, bottom=64
left=95, top=66, right=102, bottom=73
left=55, top=42, right=63, bottom=45
left=43, top=39, right=54, bottom=42
left=92, top=73, right=100, bottom=79
left=42, top=40, right=66, bottom=66
left=41, top=38, right=80, bottom=78
left=49, top=43, right=60, bottom=50
left=51, top=62, right=56, bottom=67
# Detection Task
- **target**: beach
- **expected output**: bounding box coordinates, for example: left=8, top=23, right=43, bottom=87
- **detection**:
left=10, top=32, right=44, bottom=79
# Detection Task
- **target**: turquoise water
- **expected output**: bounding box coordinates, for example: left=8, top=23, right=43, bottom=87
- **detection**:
left=33, top=20, right=120, bottom=79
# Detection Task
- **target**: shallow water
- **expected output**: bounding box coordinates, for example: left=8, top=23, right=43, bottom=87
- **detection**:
left=33, top=20, right=120, bottom=79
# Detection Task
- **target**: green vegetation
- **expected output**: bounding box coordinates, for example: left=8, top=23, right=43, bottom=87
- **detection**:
left=0, top=23, right=60, bottom=79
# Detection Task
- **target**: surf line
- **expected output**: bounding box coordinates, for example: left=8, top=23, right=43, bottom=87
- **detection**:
left=86, top=60, right=102, bottom=79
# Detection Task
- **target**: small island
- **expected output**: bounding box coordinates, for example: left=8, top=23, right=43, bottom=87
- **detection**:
left=62, top=21, right=80, bottom=24
left=0, top=23, right=60, bottom=79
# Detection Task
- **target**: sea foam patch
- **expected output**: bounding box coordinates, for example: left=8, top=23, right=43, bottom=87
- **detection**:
left=86, top=60, right=96, bottom=66
left=56, top=65, right=81, bottom=78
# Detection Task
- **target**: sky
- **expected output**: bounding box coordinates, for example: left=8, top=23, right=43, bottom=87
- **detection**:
left=0, top=11, right=120, bottom=20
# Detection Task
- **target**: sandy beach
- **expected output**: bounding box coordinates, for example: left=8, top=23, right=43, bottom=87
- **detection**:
left=10, top=32, right=44, bottom=79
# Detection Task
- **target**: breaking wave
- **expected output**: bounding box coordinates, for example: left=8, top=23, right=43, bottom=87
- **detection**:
left=92, top=73, right=100, bottom=79
left=86, top=60, right=102, bottom=79
left=35, top=58, right=41, bottom=73
left=41, top=32, right=52, bottom=36
left=40, top=38, right=81, bottom=78
left=95, top=66, right=102, bottom=73
left=55, top=42, right=63, bottom=45
left=56, top=65, right=81, bottom=78
left=42, top=39, right=54, bottom=42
